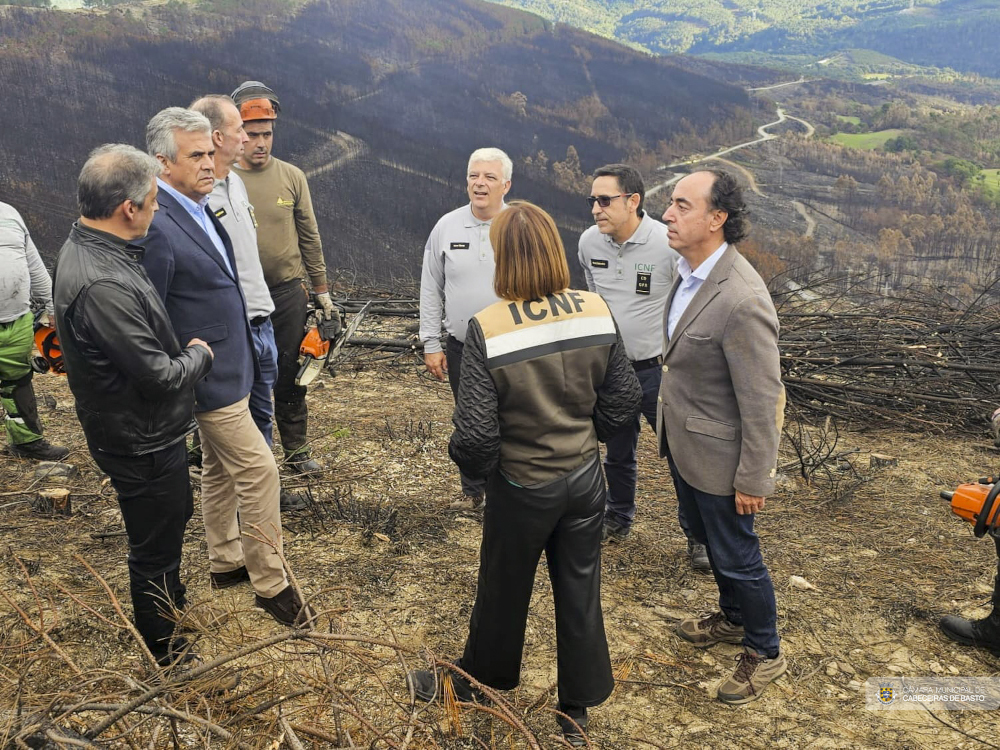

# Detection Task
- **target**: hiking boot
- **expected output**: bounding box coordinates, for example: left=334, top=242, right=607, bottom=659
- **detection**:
left=676, top=611, right=745, bottom=648
left=688, top=540, right=711, bottom=572
left=448, top=494, right=485, bottom=511
left=602, top=517, right=630, bottom=543
left=286, top=452, right=322, bottom=476
left=556, top=704, right=588, bottom=747
left=280, top=489, right=309, bottom=512
left=717, top=648, right=787, bottom=704
left=255, top=585, right=317, bottom=629
left=174, top=603, right=231, bottom=633
left=11, top=439, right=69, bottom=461
left=406, top=662, right=484, bottom=703
left=210, top=565, right=251, bottom=590
left=158, top=651, right=240, bottom=695
left=940, top=610, right=1000, bottom=656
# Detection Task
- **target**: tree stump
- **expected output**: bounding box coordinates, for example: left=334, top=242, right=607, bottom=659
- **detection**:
left=870, top=453, right=898, bottom=469
left=33, top=488, right=71, bottom=516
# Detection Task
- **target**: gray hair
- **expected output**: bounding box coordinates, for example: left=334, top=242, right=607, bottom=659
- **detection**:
left=78, top=144, right=162, bottom=220
left=146, top=107, right=212, bottom=161
left=468, top=147, right=513, bottom=181
left=189, top=94, right=236, bottom=132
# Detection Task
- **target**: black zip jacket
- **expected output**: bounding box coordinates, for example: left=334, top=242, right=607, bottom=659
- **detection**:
left=53, top=222, right=212, bottom=456
left=449, top=290, right=641, bottom=485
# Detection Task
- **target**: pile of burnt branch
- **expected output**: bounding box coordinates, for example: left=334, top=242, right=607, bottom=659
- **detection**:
left=331, top=278, right=1000, bottom=432
left=0, top=549, right=556, bottom=749
left=774, top=276, right=1000, bottom=433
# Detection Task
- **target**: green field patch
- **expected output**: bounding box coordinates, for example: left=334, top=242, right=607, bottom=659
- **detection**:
left=978, top=168, right=1000, bottom=200
left=861, top=72, right=892, bottom=80
left=830, top=129, right=909, bottom=150
left=836, top=115, right=862, bottom=125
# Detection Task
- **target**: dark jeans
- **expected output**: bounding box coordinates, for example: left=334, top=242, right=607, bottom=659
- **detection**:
left=89, top=440, right=193, bottom=662
left=269, top=279, right=310, bottom=455
left=461, top=454, right=614, bottom=707
left=445, top=335, right=487, bottom=498
left=666, top=449, right=780, bottom=657
left=603, top=364, right=691, bottom=539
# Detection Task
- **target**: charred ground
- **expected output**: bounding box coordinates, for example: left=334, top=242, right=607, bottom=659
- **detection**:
left=2, top=332, right=999, bottom=748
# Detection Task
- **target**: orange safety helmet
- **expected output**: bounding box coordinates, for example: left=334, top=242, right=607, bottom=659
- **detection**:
left=33, top=325, right=66, bottom=375
left=238, top=97, right=278, bottom=122
left=232, top=80, right=280, bottom=121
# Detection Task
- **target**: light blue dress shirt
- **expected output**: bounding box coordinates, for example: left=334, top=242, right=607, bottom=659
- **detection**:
left=157, top=179, right=233, bottom=277
left=667, top=242, right=728, bottom=340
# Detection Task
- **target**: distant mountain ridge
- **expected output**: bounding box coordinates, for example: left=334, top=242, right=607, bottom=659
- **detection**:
left=0, top=0, right=753, bottom=282
left=483, top=0, right=1000, bottom=79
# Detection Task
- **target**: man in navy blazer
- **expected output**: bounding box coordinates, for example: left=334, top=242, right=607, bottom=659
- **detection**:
left=140, top=107, right=314, bottom=628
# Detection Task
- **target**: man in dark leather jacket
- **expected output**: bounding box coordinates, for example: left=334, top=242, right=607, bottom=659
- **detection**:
left=54, top=144, right=214, bottom=667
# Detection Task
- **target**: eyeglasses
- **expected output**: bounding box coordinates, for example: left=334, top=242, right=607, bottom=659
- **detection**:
left=586, top=193, right=634, bottom=208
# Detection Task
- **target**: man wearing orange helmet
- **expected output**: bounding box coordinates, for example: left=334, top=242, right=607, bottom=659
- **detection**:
left=232, top=81, right=329, bottom=477
left=0, top=201, right=69, bottom=461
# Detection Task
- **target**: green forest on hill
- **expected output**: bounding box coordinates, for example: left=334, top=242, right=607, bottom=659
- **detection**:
left=485, top=0, right=1000, bottom=78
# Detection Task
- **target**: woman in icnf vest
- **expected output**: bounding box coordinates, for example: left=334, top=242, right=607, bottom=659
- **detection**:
left=407, top=201, right=641, bottom=746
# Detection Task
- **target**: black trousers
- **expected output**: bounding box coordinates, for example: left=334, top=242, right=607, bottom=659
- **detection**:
left=90, top=440, right=192, bottom=662
left=461, top=453, right=614, bottom=707
left=269, top=279, right=310, bottom=455
left=445, top=335, right=487, bottom=498
left=992, top=534, right=1000, bottom=609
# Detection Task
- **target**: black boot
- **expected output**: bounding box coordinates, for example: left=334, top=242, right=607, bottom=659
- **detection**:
left=939, top=610, right=1000, bottom=656
left=556, top=703, right=588, bottom=747
left=406, top=660, right=484, bottom=703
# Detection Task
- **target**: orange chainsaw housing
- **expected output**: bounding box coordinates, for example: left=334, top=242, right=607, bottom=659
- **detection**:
left=946, top=480, right=1000, bottom=537
left=950, top=483, right=993, bottom=525
left=299, top=326, right=330, bottom=360
left=33, top=325, right=66, bottom=374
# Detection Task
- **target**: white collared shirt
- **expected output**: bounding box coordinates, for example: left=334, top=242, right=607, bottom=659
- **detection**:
left=667, top=242, right=728, bottom=340
left=157, top=179, right=233, bottom=277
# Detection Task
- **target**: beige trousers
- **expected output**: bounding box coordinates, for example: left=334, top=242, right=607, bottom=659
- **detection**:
left=196, top=396, right=287, bottom=598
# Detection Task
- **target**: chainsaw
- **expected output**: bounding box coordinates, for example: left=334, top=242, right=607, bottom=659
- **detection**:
left=294, top=306, right=345, bottom=386
left=31, top=320, right=66, bottom=375
left=942, top=478, right=1000, bottom=538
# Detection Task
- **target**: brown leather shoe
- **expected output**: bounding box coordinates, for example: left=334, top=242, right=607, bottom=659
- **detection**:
left=717, top=649, right=787, bottom=704
left=210, top=565, right=251, bottom=590
left=676, top=611, right=745, bottom=648
left=448, top=494, right=484, bottom=511
left=255, top=585, right=317, bottom=629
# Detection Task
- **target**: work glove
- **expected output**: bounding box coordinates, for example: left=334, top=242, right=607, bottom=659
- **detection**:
left=991, top=407, right=1000, bottom=447
left=314, top=291, right=335, bottom=321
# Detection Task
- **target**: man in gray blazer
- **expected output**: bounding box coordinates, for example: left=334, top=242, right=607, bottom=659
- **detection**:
left=656, top=168, right=786, bottom=704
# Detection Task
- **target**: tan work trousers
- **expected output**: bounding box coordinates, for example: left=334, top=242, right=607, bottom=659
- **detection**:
left=196, top=396, right=287, bottom=598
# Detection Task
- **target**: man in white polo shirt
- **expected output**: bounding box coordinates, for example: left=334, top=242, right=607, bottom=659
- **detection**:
left=578, top=164, right=708, bottom=570
left=419, top=147, right=510, bottom=510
